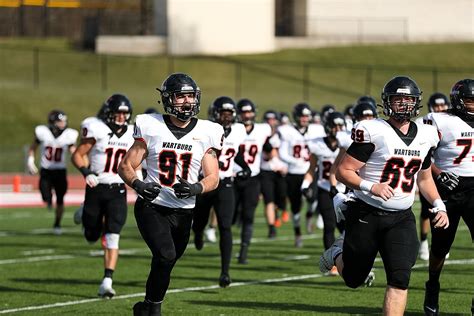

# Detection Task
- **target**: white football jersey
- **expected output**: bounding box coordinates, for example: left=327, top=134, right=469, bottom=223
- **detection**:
left=234, top=123, right=272, bottom=177
left=81, top=119, right=134, bottom=184
left=260, top=132, right=286, bottom=171
left=134, top=114, right=224, bottom=209
left=307, top=137, right=346, bottom=192
left=351, top=119, right=439, bottom=211
left=336, top=130, right=352, bottom=150
left=35, top=125, right=78, bottom=170
left=423, top=112, right=474, bottom=176
left=278, top=123, right=326, bottom=174
left=219, top=123, right=247, bottom=179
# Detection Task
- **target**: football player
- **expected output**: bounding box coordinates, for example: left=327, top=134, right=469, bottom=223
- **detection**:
left=260, top=110, right=288, bottom=237
left=192, top=96, right=249, bottom=287
left=416, top=92, right=451, bottom=261
left=233, top=98, right=272, bottom=264
left=321, top=76, right=449, bottom=315
left=278, top=102, right=325, bottom=247
left=27, top=110, right=78, bottom=235
left=344, top=104, right=355, bottom=130
left=72, top=94, right=134, bottom=299
left=118, top=73, right=223, bottom=316
left=303, top=112, right=346, bottom=274
left=422, top=79, right=474, bottom=316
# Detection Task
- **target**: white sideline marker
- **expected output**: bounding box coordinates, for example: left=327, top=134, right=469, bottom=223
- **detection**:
left=0, top=273, right=323, bottom=314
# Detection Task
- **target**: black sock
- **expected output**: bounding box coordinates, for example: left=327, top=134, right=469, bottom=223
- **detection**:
left=269, top=225, right=275, bottom=232
left=420, top=233, right=428, bottom=241
left=294, top=227, right=301, bottom=236
left=428, top=269, right=441, bottom=284
left=104, top=268, right=114, bottom=279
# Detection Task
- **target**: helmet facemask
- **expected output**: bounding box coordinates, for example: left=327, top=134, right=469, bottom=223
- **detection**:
left=383, top=94, right=420, bottom=121
left=162, top=90, right=201, bottom=122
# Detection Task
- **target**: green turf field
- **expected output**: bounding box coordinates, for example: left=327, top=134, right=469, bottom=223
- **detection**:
left=0, top=201, right=471, bottom=315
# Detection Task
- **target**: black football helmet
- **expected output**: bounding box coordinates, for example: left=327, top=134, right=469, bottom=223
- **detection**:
left=344, top=104, right=355, bottom=119
left=279, top=112, right=290, bottom=125
left=263, top=110, right=280, bottom=122
left=144, top=107, right=159, bottom=114
left=324, top=112, right=346, bottom=136
left=427, top=92, right=450, bottom=113
left=157, top=73, right=201, bottom=122
left=450, top=79, right=474, bottom=116
left=236, top=98, right=256, bottom=125
left=381, top=76, right=422, bottom=121
left=353, top=102, right=378, bottom=122
left=48, top=110, right=67, bottom=136
left=292, top=103, right=312, bottom=127
left=211, top=96, right=236, bottom=128
left=102, top=93, right=132, bottom=126
left=311, top=110, right=322, bottom=124
left=356, top=95, right=377, bottom=109
left=321, top=104, right=336, bottom=124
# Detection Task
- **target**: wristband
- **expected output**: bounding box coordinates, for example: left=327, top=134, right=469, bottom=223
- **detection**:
left=359, top=180, right=375, bottom=193
left=432, top=199, right=445, bottom=209
left=301, top=179, right=311, bottom=190
left=79, top=166, right=93, bottom=177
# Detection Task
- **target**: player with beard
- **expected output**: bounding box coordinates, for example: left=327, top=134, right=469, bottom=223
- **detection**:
left=119, top=73, right=223, bottom=316
left=321, top=76, right=449, bottom=315
left=422, top=79, right=474, bottom=316
left=233, top=98, right=272, bottom=264
left=192, top=96, right=249, bottom=287
left=27, top=110, right=78, bottom=235
left=72, top=94, right=134, bottom=298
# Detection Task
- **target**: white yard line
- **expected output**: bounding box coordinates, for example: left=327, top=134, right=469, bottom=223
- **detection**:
left=0, top=273, right=324, bottom=314
left=0, top=255, right=74, bottom=265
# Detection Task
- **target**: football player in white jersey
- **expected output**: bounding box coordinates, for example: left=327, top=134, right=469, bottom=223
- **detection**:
left=118, top=73, right=223, bottom=316
left=72, top=94, right=134, bottom=299
left=415, top=92, right=451, bottom=262
left=422, top=79, right=474, bottom=316
left=303, top=112, right=346, bottom=274
left=278, top=102, right=325, bottom=247
left=260, top=110, right=288, bottom=238
left=192, top=96, right=249, bottom=288
left=233, top=98, right=272, bottom=264
left=320, top=76, right=449, bottom=315
left=27, top=110, right=78, bottom=235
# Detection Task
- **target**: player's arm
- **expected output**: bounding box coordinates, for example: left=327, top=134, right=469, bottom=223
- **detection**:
left=329, top=148, right=345, bottom=187
left=71, top=138, right=95, bottom=171
left=118, top=140, right=148, bottom=187
left=278, top=139, right=300, bottom=165
left=68, top=144, right=77, bottom=154
left=303, top=153, right=318, bottom=186
left=199, top=148, right=220, bottom=193
left=26, top=137, right=39, bottom=174
left=336, top=143, right=394, bottom=201
left=417, top=166, right=449, bottom=229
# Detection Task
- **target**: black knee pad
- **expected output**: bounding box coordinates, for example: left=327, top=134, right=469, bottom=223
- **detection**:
left=84, top=229, right=101, bottom=243
left=387, top=270, right=410, bottom=290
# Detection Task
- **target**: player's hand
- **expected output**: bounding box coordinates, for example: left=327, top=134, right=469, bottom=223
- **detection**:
left=218, top=161, right=225, bottom=170
left=430, top=202, right=449, bottom=229
left=329, top=186, right=339, bottom=198
left=85, top=174, right=99, bottom=188
left=133, top=179, right=161, bottom=202
left=301, top=187, right=314, bottom=200
left=27, top=156, right=38, bottom=175
left=236, top=168, right=251, bottom=180
left=172, top=176, right=203, bottom=199
left=370, top=181, right=394, bottom=201
left=436, top=172, right=459, bottom=191
left=333, top=192, right=355, bottom=223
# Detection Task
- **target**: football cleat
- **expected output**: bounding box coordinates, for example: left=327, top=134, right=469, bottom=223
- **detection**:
left=98, top=277, right=116, bottom=299
left=204, top=227, right=217, bottom=243
left=133, top=301, right=161, bottom=316
left=219, top=273, right=231, bottom=288
left=53, top=226, right=62, bottom=236
left=73, top=204, right=83, bottom=225
left=281, top=210, right=289, bottom=223
left=237, top=244, right=249, bottom=264
left=319, top=234, right=344, bottom=274
left=424, top=280, right=440, bottom=316
left=274, top=218, right=282, bottom=228
left=194, top=232, right=204, bottom=251
left=419, top=240, right=430, bottom=261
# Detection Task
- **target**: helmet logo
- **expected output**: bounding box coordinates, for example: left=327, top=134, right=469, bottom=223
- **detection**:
left=301, top=108, right=312, bottom=116
left=396, top=88, right=411, bottom=94
left=241, top=105, right=253, bottom=112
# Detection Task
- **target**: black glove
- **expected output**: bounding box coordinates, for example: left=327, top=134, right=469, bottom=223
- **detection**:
left=302, top=187, right=314, bottom=200
left=236, top=168, right=251, bottom=180
left=436, top=172, right=459, bottom=191
left=79, top=166, right=95, bottom=177
left=172, top=176, right=203, bottom=199
left=132, top=179, right=162, bottom=202
left=329, top=186, right=339, bottom=198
